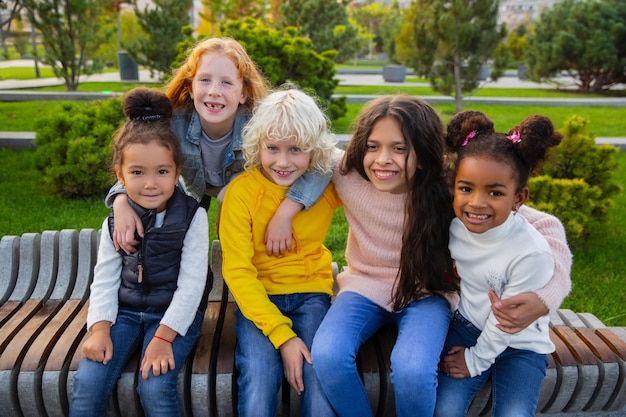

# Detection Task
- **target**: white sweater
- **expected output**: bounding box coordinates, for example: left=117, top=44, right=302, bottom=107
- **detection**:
left=450, top=212, right=556, bottom=377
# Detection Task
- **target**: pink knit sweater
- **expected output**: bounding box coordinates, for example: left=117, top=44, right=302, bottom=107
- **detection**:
left=517, top=205, right=572, bottom=311
left=332, top=170, right=572, bottom=312
left=333, top=169, right=407, bottom=310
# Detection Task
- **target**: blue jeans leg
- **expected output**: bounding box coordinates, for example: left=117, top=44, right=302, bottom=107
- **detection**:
left=283, top=293, right=333, bottom=417
left=434, top=311, right=548, bottom=417
left=312, top=291, right=392, bottom=417
left=137, top=309, right=204, bottom=417
left=70, top=309, right=145, bottom=417
left=390, top=295, right=451, bottom=417
left=491, top=348, right=548, bottom=417
left=235, top=292, right=332, bottom=417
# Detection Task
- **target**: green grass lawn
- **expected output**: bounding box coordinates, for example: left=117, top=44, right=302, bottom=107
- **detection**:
left=0, top=148, right=624, bottom=327
left=332, top=103, right=626, bottom=137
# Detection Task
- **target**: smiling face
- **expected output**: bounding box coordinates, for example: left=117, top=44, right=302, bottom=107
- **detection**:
left=116, top=143, right=179, bottom=212
left=259, top=135, right=311, bottom=187
left=190, top=52, right=247, bottom=139
left=362, top=116, right=418, bottom=194
left=453, top=156, right=528, bottom=233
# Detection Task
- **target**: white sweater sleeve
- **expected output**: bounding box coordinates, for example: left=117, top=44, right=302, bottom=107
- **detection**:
left=86, top=218, right=123, bottom=330
left=160, top=209, right=209, bottom=336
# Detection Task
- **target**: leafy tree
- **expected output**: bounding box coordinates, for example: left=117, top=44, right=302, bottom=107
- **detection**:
left=22, top=0, right=111, bottom=90
left=525, top=0, right=626, bottom=93
left=397, top=0, right=505, bottom=112
left=348, top=1, right=386, bottom=59
left=200, top=0, right=270, bottom=36
left=330, top=21, right=361, bottom=63
left=279, top=0, right=354, bottom=55
left=124, top=0, right=191, bottom=80
left=1, top=0, right=25, bottom=58
left=378, top=0, right=404, bottom=62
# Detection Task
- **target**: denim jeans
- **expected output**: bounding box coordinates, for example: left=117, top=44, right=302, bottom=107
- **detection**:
left=70, top=307, right=203, bottom=417
left=235, top=292, right=334, bottom=417
left=311, top=291, right=451, bottom=417
left=434, top=311, right=549, bottom=417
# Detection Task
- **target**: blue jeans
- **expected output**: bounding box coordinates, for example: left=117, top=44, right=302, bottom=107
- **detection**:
left=235, top=292, right=334, bottom=417
left=70, top=307, right=203, bottom=417
left=434, top=311, right=549, bottom=417
left=311, top=291, right=451, bottom=417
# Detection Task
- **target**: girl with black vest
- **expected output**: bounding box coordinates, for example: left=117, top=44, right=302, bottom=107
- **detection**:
left=70, top=87, right=209, bottom=417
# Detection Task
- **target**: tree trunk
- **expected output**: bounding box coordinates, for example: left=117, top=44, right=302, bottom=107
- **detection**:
left=453, top=57, right=463, bottom=113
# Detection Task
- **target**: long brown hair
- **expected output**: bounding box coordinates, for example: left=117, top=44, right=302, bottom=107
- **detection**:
left=343, top=95, right=457, bottom=310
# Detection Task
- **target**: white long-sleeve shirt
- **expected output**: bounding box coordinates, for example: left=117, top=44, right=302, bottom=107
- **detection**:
left=450, top=212, right=556, bottom=377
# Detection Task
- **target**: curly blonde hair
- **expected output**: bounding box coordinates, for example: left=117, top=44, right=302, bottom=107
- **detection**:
left=165, top=37, right=269, bottom=111
left=242, top=89, right=336, bottom=174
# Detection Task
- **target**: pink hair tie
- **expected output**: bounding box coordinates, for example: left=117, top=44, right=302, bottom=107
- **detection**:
left=507, top=131, right=521, bottom=143
left=461, top=130, right=477, bottom=147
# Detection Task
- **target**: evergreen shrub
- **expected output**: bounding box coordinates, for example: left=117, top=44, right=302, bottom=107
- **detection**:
left=527, top=115, right=621, bottom=243
left=33, top=98, right=124, bottom=198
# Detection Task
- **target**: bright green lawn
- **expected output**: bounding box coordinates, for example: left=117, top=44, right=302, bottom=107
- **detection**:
left=3, top=99, right=625, bottom=138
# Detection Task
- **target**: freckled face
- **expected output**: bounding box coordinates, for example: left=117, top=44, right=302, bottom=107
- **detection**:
left=453, top=156, right=528, bottom=233
left=190, top=53, right=247, bottom=139
left=362, top=117, right=418, bottom=194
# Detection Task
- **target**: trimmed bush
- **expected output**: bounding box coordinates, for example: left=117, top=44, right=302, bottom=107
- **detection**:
left=33, top=98, right=123, bottom=198
left=527, top=115, right=621, bottom=243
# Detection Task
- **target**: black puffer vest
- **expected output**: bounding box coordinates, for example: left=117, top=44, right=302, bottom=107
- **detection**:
left=108, top=188, right=200, bottom=310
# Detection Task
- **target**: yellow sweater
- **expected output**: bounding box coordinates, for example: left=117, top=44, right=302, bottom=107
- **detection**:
left=219, top=168, right=341, bottom=348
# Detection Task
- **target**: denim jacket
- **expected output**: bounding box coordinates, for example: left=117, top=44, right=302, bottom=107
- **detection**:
left=106, top=107, right=330, bottom=209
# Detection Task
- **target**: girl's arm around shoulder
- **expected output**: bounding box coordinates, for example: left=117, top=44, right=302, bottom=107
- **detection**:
left=285, top=148, right=343, bottom=210
left=517, top=205, right=572, bottom=311
left=161, top=209, right=209, bottom=336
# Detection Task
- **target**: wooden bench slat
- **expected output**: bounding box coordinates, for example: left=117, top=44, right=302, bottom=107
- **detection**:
left=550, top=326, right=600, bottom=412
left=45, top=302, right=89, bottom=371
left=0, top=300, right=23, bottom=327
left=0, top=299, right=43, bottom=354
left=20, top=300, right=84, bottom=371
left=16, top=300, right=84, bottom=417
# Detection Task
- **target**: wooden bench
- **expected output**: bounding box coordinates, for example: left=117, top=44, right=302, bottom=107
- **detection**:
left=1, top=230, right=625, bottom=417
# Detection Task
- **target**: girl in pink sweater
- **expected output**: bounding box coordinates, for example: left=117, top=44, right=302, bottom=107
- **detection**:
left=311, top=95, right=458, bottom=416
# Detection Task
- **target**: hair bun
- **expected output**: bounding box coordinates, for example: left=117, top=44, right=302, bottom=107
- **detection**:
left=123, top=87, right=172, bottom=122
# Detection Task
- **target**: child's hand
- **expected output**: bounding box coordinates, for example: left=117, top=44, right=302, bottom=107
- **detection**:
left=112, top=194, right=143, bottom=254
left=440, top=346, right=470, bottom=379
left=82, top=323, right=113, bottom=364
left=279, top=337, right=312, bottom=394
left=140, top=336, right=175, bottom=380
left=265, top=216, right=293, bottom=256
left=265, top=198, right=303, bottom=256
left=489, top=289, right=548, bottom=334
